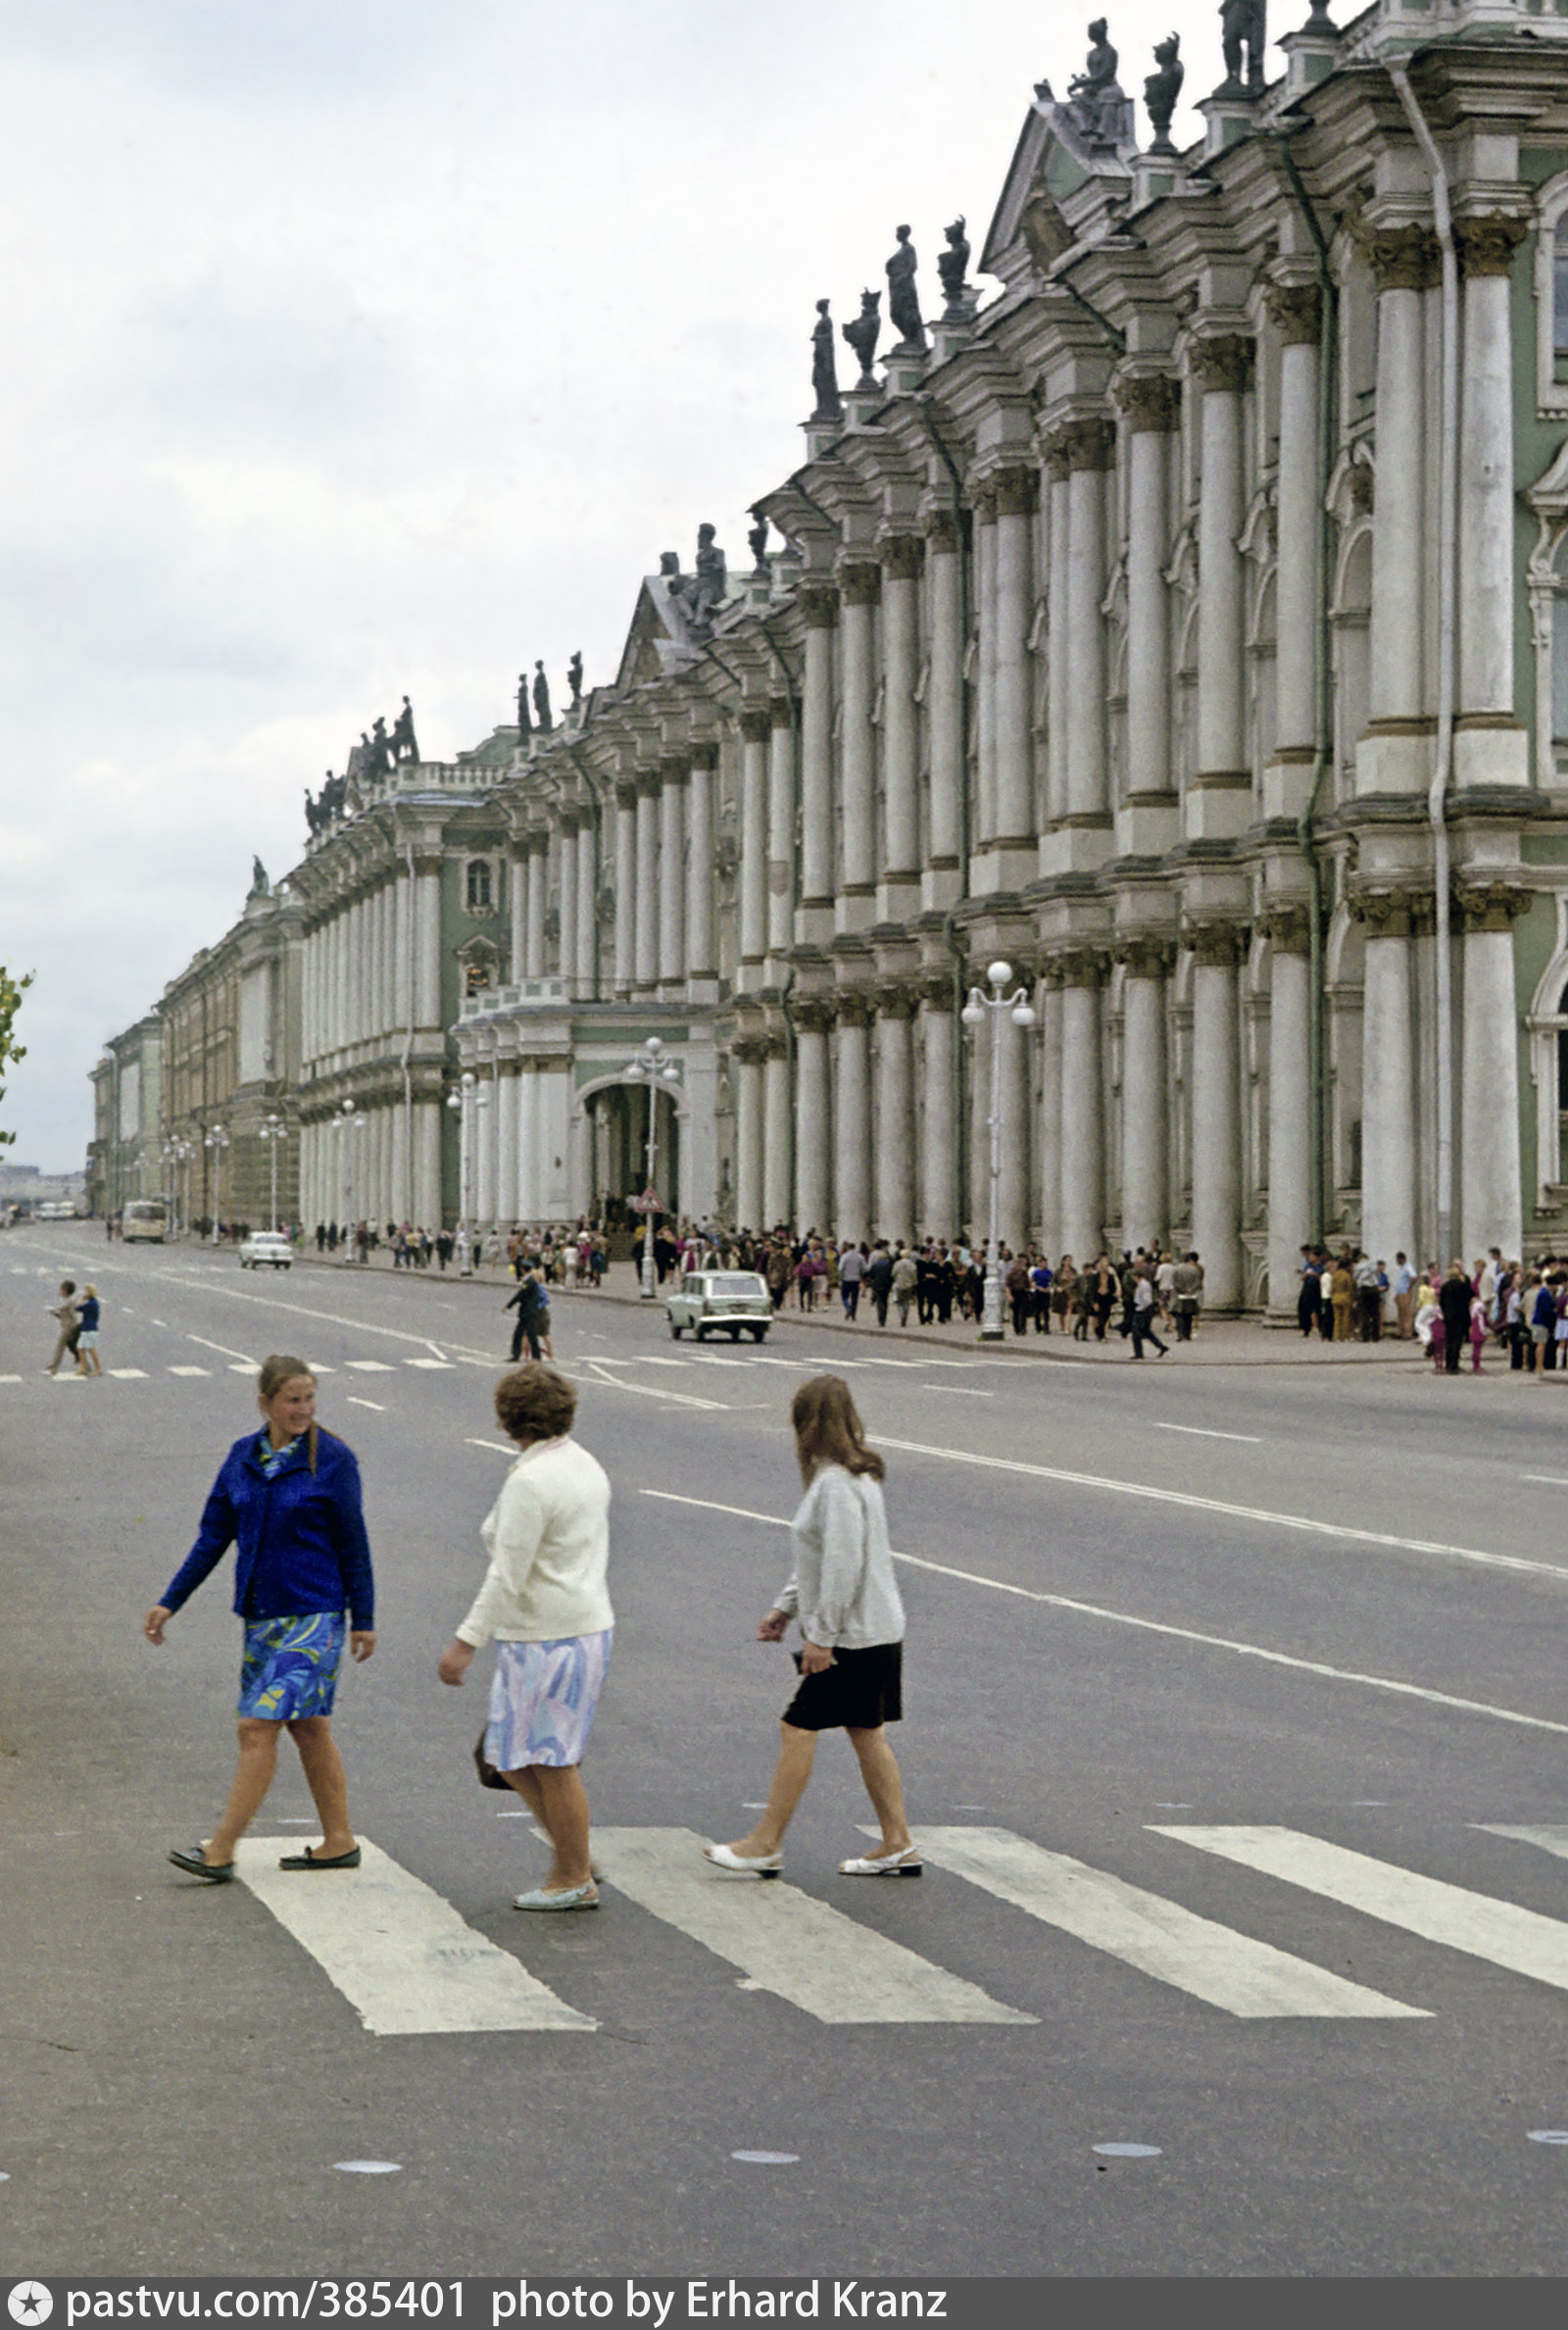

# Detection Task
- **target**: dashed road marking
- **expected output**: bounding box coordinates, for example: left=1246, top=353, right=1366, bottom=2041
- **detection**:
left=167, top=1365, right=211, bottom=1377
left=346, top=1360, right=395, bottom=1373
left=1153, top=1422, right=1262, bottom=1444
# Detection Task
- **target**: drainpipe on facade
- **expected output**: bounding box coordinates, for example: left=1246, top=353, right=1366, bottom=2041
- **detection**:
left=402, top=838, right=416, bottom=1215
left=1276, top=129, right=1341, bottom=1249
left=1390, top=61, right=1459, bottom=1268
left=917, top=396, right=974, bottom=1235
left=759, top=615, right=802, bottom=1226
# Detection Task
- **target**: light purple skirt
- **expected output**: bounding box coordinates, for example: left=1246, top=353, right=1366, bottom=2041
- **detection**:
left=484, top=1629, right=612, bottom=1770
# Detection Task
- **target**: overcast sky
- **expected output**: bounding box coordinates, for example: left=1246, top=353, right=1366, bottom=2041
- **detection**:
left=0, top=0, right=1246, bottom=1170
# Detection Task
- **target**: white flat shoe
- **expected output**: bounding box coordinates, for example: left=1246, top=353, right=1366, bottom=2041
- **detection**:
left=703, top=1843, right=783, bottom=1877
left=838, top=1847, right=922, bottom=1877
left=513, top=1881, right=599, bottom=1911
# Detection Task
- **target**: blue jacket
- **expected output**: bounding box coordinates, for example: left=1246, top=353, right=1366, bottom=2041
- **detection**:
left=161, top=1430, right=374, bottom=1629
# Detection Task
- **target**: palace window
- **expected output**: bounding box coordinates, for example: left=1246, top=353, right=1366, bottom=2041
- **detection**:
left=1534, top=171, right=1568, bottom=415
left=466, top=859, right=493, bottom=912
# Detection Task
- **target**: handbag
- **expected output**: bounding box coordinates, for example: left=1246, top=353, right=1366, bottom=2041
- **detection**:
left=473, top=1730, right=511, bottom=1791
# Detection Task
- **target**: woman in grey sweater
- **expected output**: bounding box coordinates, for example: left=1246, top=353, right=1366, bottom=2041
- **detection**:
left=705, top=1375, right=917, bottom=1878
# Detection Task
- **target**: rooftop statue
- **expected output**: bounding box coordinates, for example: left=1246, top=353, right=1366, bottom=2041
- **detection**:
left=368, top=715, right=393, bottom=781
left=673, top=523, right=727, bottom=634
left=516, top=671, right=533, bottom=738
left=567, top=651, right=583, bottom=708
left=1217, top=0, right=1266, bottom=98
left=1144, top=31, right=1184, bottom=154
left=842, top=288, right=882, bottom=387
left=810, top=298, right=844, bottom=422
left=937, top=216, right=971, bottom=318
left=391, top=694, right=418, bottom=763
left=886, top=225, right=926, bottom=354
left=659, top=551, right=681, bottom=577
left=304, top=785, right=321, bottom=837
left=748, top=509, right=770, bottom=572
left=249, top=855, right=270, bottom=900
left=533, top=660, right=554, bottom=733
left=1066, top=19, right=1131, bottom=148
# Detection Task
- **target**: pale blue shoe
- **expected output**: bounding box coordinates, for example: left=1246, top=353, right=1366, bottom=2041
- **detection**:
left=513, top=1881, right=599, bottom=1911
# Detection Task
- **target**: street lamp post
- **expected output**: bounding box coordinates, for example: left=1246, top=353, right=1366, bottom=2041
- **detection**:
left=259, top=1114, right=288, bottom=1234
left=334, top=1101, right=364, bottom=1255
left=163, top=1136, right=194, bottom=1237
left=204, top=1125, right=229, bottom=1244
left=446, top=1071, right=478, bottom=1275
left=960, top=960, right=1036, bottom=1343
left=621, top=1036, right=682, bottom=1301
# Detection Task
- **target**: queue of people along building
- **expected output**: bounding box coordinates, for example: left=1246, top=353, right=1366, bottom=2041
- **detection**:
left=95, top=0, right=1568, bottom=1314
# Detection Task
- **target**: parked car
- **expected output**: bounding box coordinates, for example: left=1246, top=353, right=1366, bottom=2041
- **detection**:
left=239, top=1230, right=294, bottom=1271
left=665, top=1268, right=772, bottom=1342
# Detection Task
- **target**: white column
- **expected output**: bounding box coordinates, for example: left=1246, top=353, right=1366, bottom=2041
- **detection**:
left=686, top=745, right=715, bottom=994
left=473, top=1076, right=495, bottom=1228
left=1194, top=340, right=1250, bottom=787
left=739, top=711, right=770, bottom=976
left=1038, top=977, right=1063, bottom=1256
left=919, top=988, right=956, bottom=1235
left=525, top=838, right=548, bottom=979
left=393, top=871, right=411, bottom=1038
left=634, top=778, right=660, bottom=992
left=873, top=994, right=914, bottom=1246
left=416, top=857, right=442, bottom=1030
left=1264, top=913, right=1312, bottom=1316
left=1065, top=422, right=1113, bottom=822
left=1368, top=249, right=1428, bottom=738
left=1045, top=458, right=1071, bottom=828
left=614, top=783, right=637, bottom=997
left=414, top=1099, right=441, bottom=1229
left=735, top=1045, right=764, bottom=1229
left=1122, top=383, right=1176, bottom=802
left=1119, top=944, right=1170, bottom=1248
left=794, top=1008, right=832, bottom=1233
left=515, top=1062, right=541, bottom=1219
left=973, top=494, right=998, bottom=845
left=997, top=1007, right=1029, bottom=1255
left=374, top=884, right=391, bottom=1042
left=1268, top=293, right=1323, bottom=813
left=390, top=1097, right=409, bottom=1225
left=838, top=566, right=877, bottom=926
left=575, top=814, right=598, bottom=1000
left=834, top=1003, right=872, bottom=1245
left=1189, top=925, right=1244, bottom=1310
left=1359, top=894, right=1417, bottom=1270
left=762, top=1041, right=791, bottom=1228
left=766, top=699, right=796, bottom=976
left=659, top=762, right=687, bottom=993
left=880, top=538, right=921, bottom=905
left=925, top=514, right=964, bottom=889
left=509, top=843, right=529, bottom=988
left=1457, top=221, right=1527, bottom=732
left=1459, top=887, right=1526, bottom=1262
left=1058, top=957, right=1105, bottom=1262
left=992, top=466, right=1037, bottom=849
left=799, top=588, right=837, bottom=927
left=496, top=1062, right=518, bottom=1224
left=558, top=815, right=579, bottom=998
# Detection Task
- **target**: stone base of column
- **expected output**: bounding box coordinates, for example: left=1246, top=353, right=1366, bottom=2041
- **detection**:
left=1453, top=722, right=1529, bottom=792
left=970, top=844, right=1036, bottom=896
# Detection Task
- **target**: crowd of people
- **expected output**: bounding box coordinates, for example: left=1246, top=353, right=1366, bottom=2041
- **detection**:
left=1294, top=1243, right=1568, bottom=1375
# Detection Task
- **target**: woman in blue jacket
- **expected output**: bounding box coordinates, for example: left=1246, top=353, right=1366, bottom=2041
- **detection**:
left=143, top=1353, right=376, bottom=1883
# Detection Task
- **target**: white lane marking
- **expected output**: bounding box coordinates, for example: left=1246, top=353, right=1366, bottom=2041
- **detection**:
left=228, top=1363, right=255, bottom=1375
left=640, top=1489, right=1568, bottom=1741
left=307, top=1363, right=334, bottom=1373
left=186, top=1334, right=257, bottom=1364
left=466, top=1438, right=515, bottom=1455
left=1475, top=1825, right=1568, bottom=1864
left=346, top=1360, right=395, bottom=1373
left=1523, top=1475, right=1568, bottom=1488
left=404, top=1358, right=453, bottom=1370
left=929, top=1386, right=993, bottom=1397
left=1153, top=1828, right=1568, bottom=1995
left=592, top=1827, right=1031, bottom=2026
left=877, top=1435, right=1568, bottom=1587
left=904, top=1827, right=1423, bottom=2019
left=0, top=1373, right=21, bottom=1383
left=347, top=1398, right=385, bottom=1413
left=231, top=1838, right=596, bottom=2035
left=167, top=1365, right=211, bottom=1377
left=582, top=1360, right=725, bottom=1412
left=1153, top=1422, right=1262, bottom=1445
left=108, top=1367, right=148, bottom=1379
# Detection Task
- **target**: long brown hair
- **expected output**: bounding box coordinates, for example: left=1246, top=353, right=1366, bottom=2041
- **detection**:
left=791, top=1374, right=885, bottom=1488
left=258, top=1353, right=324, bottom=1472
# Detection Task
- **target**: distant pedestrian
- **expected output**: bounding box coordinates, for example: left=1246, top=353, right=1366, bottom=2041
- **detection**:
left=437, top=1364, right=613, bottom=1911
left=74, top=1284, right=103, bottom=1376
left=42, top=1280, right=81, bottom=1376
left=505, top=1269, right=548, bottom=1363
left=143, top=1355, right=375, bottom=1884
left=1440, top=1262, right=1473, bottom=1377
left=1129, top=1269, right=1168, bottom=1360
left=838, top=1242, right=865, bottom=1319
left=866, top=1243, right=894, bottom=1326
left=705, top=1375, right=916, bottom=1879
left=892, top=1248, right=918, bottom=1327
left=1171, top=1254, right=1201, bottom=1342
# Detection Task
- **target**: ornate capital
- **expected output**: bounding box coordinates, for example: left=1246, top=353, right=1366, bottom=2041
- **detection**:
left=1192, top=334, right=1253, bottom=395
left=690, top=740, right=720, bottom=772
left=1064, top=417, right=1117, bottom=473
left=1264, top=282, right=1323, bottom=347
left=793, top=996, right=836, bottom=1034
left=925, top=508, right=962, bottom=554
left=881, top=533, right=925, bottom=582
left=1453, top=215, right=1530, bottom=281
left=1257, top=904, right=1311, bottom=956
left=635, top=768, right=662, bottom=800
left=739, top=707, right=772, bottom=745
left=1365, top=224, right=1442, bottom=293
left=970, top=479, right=999, bottom=522
left=613, top=777, right=639, bottom=811
left=800, top=581, right=840, bottom=629
left=1115, top=373, right=1179, bottom=434
left=916, top=971, right=955, bottom=1009
left=1041, top=434, right=1072, bottom=484
left=1054, top=945, right=1108, bottom=990
left=838, top=561, right=882, bottom=609
left=992, top=463, right=1041, bottom=518
left=730, top=1036, right=769, bottom=1066
left=875, top=982, right=917, bottom=1019
left=1349, top=886, right=1415, bottom=938
left=1185, top=917, right=1248, bottom=968
left=1455, top=880, right=1532, bottom=934
left=659, top=753, right=690, bottom=785
left=770, top=695, right=793, bottom=730
left=1115, top=936, right=1175, bottom=980
left=834, top=992, right=873, bottom=1028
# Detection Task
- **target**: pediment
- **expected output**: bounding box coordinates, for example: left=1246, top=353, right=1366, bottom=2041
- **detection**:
left=612, top=576, right=683, bottom=692
left=981, top=93, right=1117, bottom=288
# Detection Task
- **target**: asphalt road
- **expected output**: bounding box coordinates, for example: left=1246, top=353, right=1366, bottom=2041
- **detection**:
left=5, top=1223, right=1568, bottom=2277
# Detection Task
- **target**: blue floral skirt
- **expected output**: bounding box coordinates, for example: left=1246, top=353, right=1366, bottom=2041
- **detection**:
left=237, top=1612, right=347, bottom=1720
left=484, top=1630, right=612, bottom=1770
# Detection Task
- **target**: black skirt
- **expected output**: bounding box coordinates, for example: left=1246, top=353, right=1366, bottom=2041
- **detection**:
left=782, top=1641, right=904, bottom=1732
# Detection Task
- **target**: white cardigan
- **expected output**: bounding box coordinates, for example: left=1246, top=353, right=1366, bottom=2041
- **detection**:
left=456, top=1437, right=613, bottom=1647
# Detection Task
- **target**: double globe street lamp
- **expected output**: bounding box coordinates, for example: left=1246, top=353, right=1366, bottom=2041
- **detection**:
left=259, top=1114, right=289, bottom=1235
left=332, top=1100, right=365, bottom=1255
left=446, top=1070, right=488, bottom=1277
left=960, top=961, right=1036, bottom=1343
left=203, top=1124, right=230, bottom=1244
left=162, top=1136, right=194, bottom=1238
left=621, top=1036, right=682, bottom=1301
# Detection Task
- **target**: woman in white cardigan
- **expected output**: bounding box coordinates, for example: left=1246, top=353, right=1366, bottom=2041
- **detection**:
left=706, top=1374, right=917, bottom=1879
left=437, top=1364, right=612, bottom=1910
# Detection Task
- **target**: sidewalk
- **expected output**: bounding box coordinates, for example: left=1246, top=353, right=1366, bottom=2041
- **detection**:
left=286, top=1243, right=1429, bottom=1366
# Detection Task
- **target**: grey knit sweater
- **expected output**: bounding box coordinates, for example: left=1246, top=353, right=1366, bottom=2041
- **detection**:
left=774, top=1463, right=906, bottom=1650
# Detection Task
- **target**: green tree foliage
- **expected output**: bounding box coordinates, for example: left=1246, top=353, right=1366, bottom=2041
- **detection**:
left=0, top=967, right=33, bottom=1149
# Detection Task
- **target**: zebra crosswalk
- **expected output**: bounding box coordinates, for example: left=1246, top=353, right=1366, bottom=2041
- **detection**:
left=223, top=1819, right=1568, bottom=2038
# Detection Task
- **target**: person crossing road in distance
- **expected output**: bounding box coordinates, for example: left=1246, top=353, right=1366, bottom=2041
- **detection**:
left=42, top=1278, right=81, bottom=1375
left=505, top=1265, right=549, bottom=1363
left=705, top=1373, right=917, bottom=1881
left=74, top=1283, right=103, bottom=1375
left=143, top=1355, right=375, bottom=1885
left=437, top=1363, right=612, bottom=1912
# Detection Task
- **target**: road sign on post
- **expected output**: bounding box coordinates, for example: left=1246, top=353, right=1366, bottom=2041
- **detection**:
left=631, top=1188, right=663, bottom=1215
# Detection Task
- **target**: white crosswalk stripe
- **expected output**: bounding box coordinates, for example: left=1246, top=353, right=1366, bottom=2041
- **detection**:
left=592, top=1827, right=1033, bottom=2025
left=1475, top=1823, right=1568, bottom=1865
left=346, top=1360, right=394, bottom=1372
left=906, top=1826, right=1424, bottom=2018
left=1152, top=1826, right=1568, bottom=1995
left=232, top=1839, right=596, bottom=2035
left=167, top=1364, right=211, bottom=1376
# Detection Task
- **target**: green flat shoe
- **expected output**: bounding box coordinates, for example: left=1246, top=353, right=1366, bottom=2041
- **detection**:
left=169, top=1846, right=234, bottom=1883
left=277, top=1845, right=362, bottom=1869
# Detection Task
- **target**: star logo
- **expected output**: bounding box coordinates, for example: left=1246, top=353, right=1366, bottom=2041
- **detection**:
left=8, top=2288, right=53, bottom=2326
